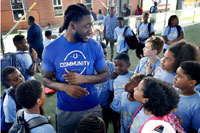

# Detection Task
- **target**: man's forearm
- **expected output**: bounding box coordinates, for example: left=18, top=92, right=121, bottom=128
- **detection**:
left=82, top=70, right=108, bottom=84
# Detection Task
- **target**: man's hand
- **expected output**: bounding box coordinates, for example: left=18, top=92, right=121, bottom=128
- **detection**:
left=64, top=85, right=89, bottom=99
left=31, top=48, right=38, bottom=62
left=62, top=69, right=85, bottom=85
left=110, top=70, right=118, bottom=79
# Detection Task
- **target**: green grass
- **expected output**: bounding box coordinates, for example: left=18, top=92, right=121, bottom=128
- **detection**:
left=1, top=23, right=200, bottom=132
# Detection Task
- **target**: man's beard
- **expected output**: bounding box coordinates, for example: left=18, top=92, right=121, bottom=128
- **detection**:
left=74, top=31, right=87, bottom=43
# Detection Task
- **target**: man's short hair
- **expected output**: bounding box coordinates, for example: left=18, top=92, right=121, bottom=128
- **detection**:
left=28, top=16, right=35, bottom=22
left=114, top=53, right=130, bottom=64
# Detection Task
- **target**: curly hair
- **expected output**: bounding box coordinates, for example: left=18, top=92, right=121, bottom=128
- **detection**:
left=180, top=61, right=200, bottom=85
left=59, top=3, right=90, bottom=33
left=15, top=80, right=42, bottom=109
left=142, top=77, right=179, bottom=117
left=146, top=36, right=164, bottom=55
left=13, top=34, right=25, bottom=47
left=76, top=115, right=106, bottom=133
left=168, top=40, right=200, bottom=71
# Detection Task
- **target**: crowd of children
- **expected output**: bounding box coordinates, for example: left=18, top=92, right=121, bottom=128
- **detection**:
left=1, top=3, right=200, bottom=133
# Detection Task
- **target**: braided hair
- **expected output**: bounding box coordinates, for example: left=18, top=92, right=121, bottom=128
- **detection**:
left=76, top=115, right=106, bottom=133
left=59, top=3, right=90, bottom=33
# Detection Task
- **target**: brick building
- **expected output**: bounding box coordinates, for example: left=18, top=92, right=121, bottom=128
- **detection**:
left=1, top=0, right=139, bottom=34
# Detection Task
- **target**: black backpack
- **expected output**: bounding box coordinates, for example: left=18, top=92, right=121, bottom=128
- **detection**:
left=1, top=52, right=29, bottom=88
left=124, top=26, right=138, bottom=50
left=9, top=109, right=49, bottom=133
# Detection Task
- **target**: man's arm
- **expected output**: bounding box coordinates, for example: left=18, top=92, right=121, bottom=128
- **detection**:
left=63, top=66, right=108, bottom=85
left=29, top=48, right=37, bottom=76
left=42, top=70, right=89, bottom=99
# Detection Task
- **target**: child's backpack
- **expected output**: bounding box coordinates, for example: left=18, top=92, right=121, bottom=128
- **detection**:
left=9, top=109, right=50, bottom=133
left=124, top=26, right=138, bottom=50
left=1, top=88, right=22, bottom=131
left=1, top=52, right=28, bottom=88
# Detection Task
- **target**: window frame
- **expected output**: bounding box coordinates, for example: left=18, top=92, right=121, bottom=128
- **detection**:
left=10, top=0, right=26, bottom=22
left=52, top=0, right=63, bottom=17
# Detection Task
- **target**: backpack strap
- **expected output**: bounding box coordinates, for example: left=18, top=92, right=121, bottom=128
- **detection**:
left=7, top=88, right=22, bottom=110
left=148, top=23, right=151, bottom=35
left=138, top=22, right=143, bottom=35
left=27, top=116, right=49, bottom=130
left=127, top=104, right=143, bottom=131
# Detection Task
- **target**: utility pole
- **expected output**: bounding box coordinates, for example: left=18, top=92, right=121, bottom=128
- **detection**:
left=24, top=0, right=29, bottom=19
left=163, top=0, right=169, bottom=28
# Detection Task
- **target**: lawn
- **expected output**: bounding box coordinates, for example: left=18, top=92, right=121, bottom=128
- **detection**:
left=1, top=23, right=200, bottom=132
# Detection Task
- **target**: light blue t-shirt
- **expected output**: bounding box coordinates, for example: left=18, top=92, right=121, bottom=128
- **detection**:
left=150, top=6, right=158, bottom=13
left=110, top=72, right=133, bottom=113
left=97, top=14, right=104, bottom=20
left=96, top=61, right=114, bottom=108
left=42, top=35, right=106, bottom=111
left=104, top=15, right=118, bottom=38
left=173, top=92, right=200, bottom=133
left=24, top=110, right=55, bottom=133
left=130, top=107, right=152, bottom=133
left=3, top=88, right=17, bottom=123
left=162, top=26, right=184, bottom=49
left=120, top=92, right=141, bottom=133
left=15, top=51, right=35, bottom=80
left=154, top=67, right=176, bottom=85
left=137, top=22, right=154, bottom=44
left=114, top=26, right=133, bottom=53
left=134, top=57, right=160, bottom=75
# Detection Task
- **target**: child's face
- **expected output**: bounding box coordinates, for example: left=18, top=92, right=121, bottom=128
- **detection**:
left=161, top=50, right=176, bottom=73
left=7, top=70, right=25, bottom=89
left=40, top=86, right=46, bottom=106
left=143, top=14, right=149, bottom=22
left=114, top=59, right=130, bottom=75
left=143, top=42, right=155, bottom=57
left=171, top=18, right=179, bottom=27
left=19, top=39, right=29, bottom=51
left=125, top=75, right=139, bottom=93
left=103, top=48, right=108, bottom=60
left=117, top=20, right=124, bottom=28
left=134, top=80, right=145, bottom=103
left=174, top=67, right=195, bottom=94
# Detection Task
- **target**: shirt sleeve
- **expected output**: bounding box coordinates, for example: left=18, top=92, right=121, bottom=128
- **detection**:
left=191, top=106, right=200, bottom=130
left=94, top=43, right=106, bottom=71
left=3, top=94, right=17, bottom=123
left=150, top=23, right=154, bottom=33
left=42, top=47, right=55, bottom=72
left=162, top=27, right=168, bottom=36
left=114, top=28, right=117, bottom=40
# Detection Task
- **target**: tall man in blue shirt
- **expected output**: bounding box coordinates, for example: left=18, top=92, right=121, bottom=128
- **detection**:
left=103, top=7, right=117, bottom=61
left=42, top=4, right=108, bottom=133
left=27, top=16, right=43, bottom=60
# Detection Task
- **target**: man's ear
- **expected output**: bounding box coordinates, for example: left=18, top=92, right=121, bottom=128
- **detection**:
left=69, top=21, right=76, bottom=31
left=142, top=98, right=149, bottom=104
left=36, top=98, right=42, bottom=106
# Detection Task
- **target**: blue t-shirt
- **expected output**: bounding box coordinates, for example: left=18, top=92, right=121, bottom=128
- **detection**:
left=27, top=24, right=43, bottom=51
left=173, top=92, right=200, bottom=132
left=97, top=14, right=104, bottom=20
left=104, top=15, right=118, bottom=38
left=194, top=83, right=200, bottom=93
left=130, top=107, right=152, bottom=133
left=96, top=61, right=114, bottom=108
left=114, top=26, right=133, bottom=53
left=24, top=110, right=55, bottom=133
left=162, top=26, right=184, bottom=49
left=137, top=22, right=154, bottom=44
left=15, top=51, right=35, bottom=80
left=154, top=67, right=176, bottom=85
left=150, top=6, right=158, bottom=13
left=110, top=72, right=133, bottom=113
left=3, top=88, right=17, bottom=123
left=42, top=35, right=106, bottom=111
left=134, top=57, right=160, bottom=75
left=120, top=92, right=141, bottom=133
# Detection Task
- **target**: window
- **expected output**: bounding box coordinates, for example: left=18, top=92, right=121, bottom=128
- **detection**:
left=52, top=0, right=63, bottom=17
left=85, top=0, right=92, bottom=9
left=10, top=0, right=25, bottom=21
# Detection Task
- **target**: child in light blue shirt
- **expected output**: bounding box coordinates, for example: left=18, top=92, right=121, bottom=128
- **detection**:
left=114, top=17, right=133, bottom=54
left=154, top=40, right=199, bottom=85
left=134, top=36, right=164, bottom=75
left=162, top=15, right=184, bottom=52
left=173, top=61, right=200, bottom=133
